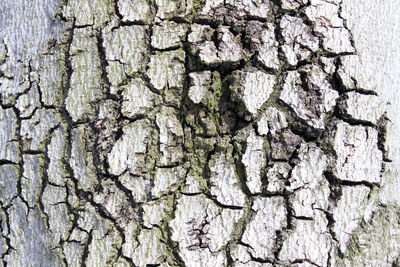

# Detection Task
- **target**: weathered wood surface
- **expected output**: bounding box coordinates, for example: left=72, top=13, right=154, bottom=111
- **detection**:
left=0, top=0, right=399, bottom=266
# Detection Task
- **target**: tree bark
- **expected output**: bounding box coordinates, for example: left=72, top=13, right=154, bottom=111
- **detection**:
left=0, top=0, right=399, bottom=266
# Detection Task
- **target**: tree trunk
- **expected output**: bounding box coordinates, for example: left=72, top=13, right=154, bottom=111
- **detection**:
left=0, top=0, right=399, bottom=266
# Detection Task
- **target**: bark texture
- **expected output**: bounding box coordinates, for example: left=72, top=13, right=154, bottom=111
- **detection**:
left=0, top=0, right=399, bottom=266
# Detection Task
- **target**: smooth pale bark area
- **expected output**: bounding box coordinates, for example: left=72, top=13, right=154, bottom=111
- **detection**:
left=337, top=1, right=400, bottom=265
left=0, top=0, right=399, bottom=266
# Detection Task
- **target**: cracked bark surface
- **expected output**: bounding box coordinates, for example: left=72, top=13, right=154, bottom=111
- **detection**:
left=0, top=0, right=399, bottom=266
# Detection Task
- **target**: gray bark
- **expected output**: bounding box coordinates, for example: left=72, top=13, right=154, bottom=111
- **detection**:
left=0, top=0, right=399, bottom=266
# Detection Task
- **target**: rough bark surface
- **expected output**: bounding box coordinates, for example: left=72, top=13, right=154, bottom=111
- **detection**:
left=0, top=0, right=399, bottom=266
